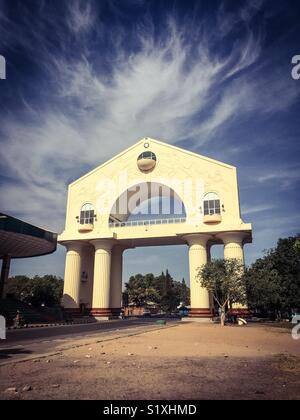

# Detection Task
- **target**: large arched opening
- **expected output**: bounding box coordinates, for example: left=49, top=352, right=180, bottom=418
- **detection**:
left=109, top=181, right=186, bottom=227
left=109, top=182, right=190, bottom=316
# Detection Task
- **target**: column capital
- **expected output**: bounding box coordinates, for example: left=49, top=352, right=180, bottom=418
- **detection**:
left=183, top=234, right=212, bottom=247
left=62, top=241, right=86, bottom=253
left=217, top=232, right=245, bottom=245
left=90, top=239, right=115, bottom=252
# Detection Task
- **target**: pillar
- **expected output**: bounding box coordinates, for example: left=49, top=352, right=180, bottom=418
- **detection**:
left=206, top=244, right=214, bottom=312
left=219, top=232, right=247, bottom=311
left=110, top=245, right=126, bottom=317
left=0, top=255, right=11, bottom=299
left=184, top=234, right=212, bottom=321
left=90, top=240, right=114, bottom=319
left=220, top=232, right=245, bottom=264
left=79, top=244, right=95, bottom=312
left=61, top=242, right=83, bottom=315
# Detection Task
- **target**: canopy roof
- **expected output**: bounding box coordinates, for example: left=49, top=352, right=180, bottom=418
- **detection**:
left=0, top=213, right=57, bottom=259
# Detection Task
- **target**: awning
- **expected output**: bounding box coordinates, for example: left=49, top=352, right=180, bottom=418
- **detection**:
left=0, top=213, right=57, bottom=259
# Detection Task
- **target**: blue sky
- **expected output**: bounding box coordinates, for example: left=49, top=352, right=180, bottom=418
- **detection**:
left=0, top=0, right=299, bottom=285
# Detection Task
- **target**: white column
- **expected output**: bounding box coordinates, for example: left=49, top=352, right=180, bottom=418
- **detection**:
left=206, top=244, right=214, bottom=311
left=219, top=232, right=246, bottom=310
left=91, top=240, right=113, bottom=319
left=184, top=234, right=212, bottom=320
left=79, top=245, right=95, bottom=311
left=220, top=232, right=245, bottom=264
left=61, top=242, right=83, bottom=313
left=110, top=245, right=126, bottom=315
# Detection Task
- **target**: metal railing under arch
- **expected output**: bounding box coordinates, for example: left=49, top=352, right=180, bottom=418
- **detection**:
left=109, top=217, right=187, bottom=229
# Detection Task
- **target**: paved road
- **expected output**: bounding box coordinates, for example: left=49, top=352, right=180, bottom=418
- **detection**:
left=1, top=318, right=164, bottom=344
left=0, top=318, right=180, bottom=363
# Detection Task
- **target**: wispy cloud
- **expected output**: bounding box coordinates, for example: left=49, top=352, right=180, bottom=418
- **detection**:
left=255, top=167, right=300, bottom=188
left=241, top=204, right=274, bottom=215
left=217, top=0, right=265, bottom=37
left=0, top=0, right=299, bottom=237
left=67, top=0, right=96, bottom=34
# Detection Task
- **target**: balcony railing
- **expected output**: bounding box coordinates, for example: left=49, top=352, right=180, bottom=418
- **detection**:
left=109, top=217, right=187, bottom=228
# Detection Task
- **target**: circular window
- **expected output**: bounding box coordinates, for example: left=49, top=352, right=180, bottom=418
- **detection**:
left=137, top=151, right=157, bottom=172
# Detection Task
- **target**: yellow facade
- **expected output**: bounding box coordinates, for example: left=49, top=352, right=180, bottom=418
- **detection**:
left=58, top=138, right=252, bottom=320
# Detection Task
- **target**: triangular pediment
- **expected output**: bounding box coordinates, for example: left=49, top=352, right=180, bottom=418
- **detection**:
left=70, top=137, right=234, bottom=186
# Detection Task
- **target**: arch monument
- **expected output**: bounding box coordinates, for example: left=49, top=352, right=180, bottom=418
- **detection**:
left=58, top=138, right=252, bottom=320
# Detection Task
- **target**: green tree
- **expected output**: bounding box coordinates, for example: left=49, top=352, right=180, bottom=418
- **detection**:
left=125, top=274, right=160, bottom=306
left=160, top=279, right=190, bottom=312
left=294, top=237, right=300, bottom=252
left=122, top=291, right=129, bottom=307
left=159, top=288, right=180, bottom=313
left=156, top=271, right=188, bottom=313
left=245, top=235, right=300, bottom=318
left=6, top=275, right=63, bottom=307
left=272, top=236, right=300, bottom=312
left=124, top=271, right=190, bottom=313
left=198, top=259, right=246, bottom=326
left=156, top=270, right=173, bottom=293
left=244, top=255, right=282, bottom=317
left=179, top=278, right=190, bottom=305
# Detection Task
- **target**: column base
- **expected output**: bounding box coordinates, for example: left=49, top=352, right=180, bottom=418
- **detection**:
left=185, top=308, right=212, bottom=322
left=90, top=308, right=121, bottom=319
left=182, top=317, right=212, bottom=323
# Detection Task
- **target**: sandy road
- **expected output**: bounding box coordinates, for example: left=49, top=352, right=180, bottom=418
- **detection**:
left=0, top=318, right=179, bottom=364
left=1, top=322, right=300, bottom=400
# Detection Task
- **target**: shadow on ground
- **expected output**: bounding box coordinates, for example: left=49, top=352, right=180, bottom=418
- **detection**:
left=0, top=348, right=32, bottom=360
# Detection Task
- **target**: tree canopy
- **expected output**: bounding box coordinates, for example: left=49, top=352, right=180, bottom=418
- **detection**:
left=124, top=270, right=190, bottom=312
left=198, top=258, right=246, bottom=325
left=6, top=275, right=63, bottom=307
left=244, top=235, right=300, bottom=317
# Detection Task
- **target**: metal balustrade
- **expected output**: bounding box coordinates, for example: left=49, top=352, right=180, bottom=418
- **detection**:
left=109, top=217, right=186, bottom=228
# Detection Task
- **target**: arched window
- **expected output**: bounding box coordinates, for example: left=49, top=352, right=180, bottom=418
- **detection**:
left=203, top=192, right=220, bottom=216
left=80, top=203, right=95, bottom=225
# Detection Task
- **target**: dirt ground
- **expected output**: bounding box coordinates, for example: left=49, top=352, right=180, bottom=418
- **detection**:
left=1, top=322, right=300, bottom=400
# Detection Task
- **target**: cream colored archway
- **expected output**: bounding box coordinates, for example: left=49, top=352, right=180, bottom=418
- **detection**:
left=59, top=138, right=252, bottom=320
left=109, top=181, right=186, bottom=225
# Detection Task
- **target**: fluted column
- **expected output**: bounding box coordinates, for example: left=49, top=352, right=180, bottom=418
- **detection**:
left=90, top=239, right=114, bottom=319
left=184, top=234, right=212, bottom=320
left=61, top=242, right=83, bottom=314
left=206, top=244, right=214, bottom=312
left=219, top=232, right=247, bottom=311
left=110, top=245, right=126, bottom=317
left=220, top=232, right=245, bottom=265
